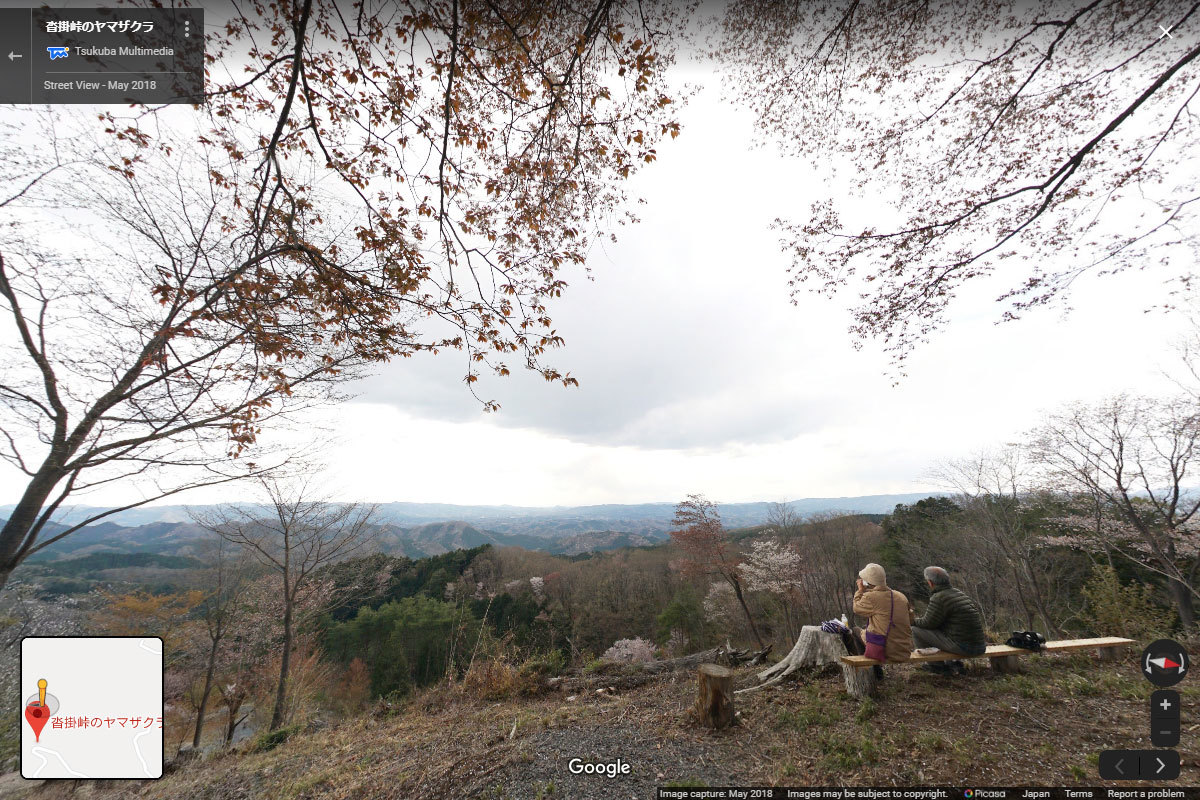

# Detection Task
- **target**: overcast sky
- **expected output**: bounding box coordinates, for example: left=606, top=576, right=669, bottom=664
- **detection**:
left=1, top=27, right=1194, bottom=510
left=251, top=61, right=1193, bottom=508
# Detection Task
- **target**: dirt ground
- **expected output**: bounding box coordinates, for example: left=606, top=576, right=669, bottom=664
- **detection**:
left=3, top=651, right=1197, bottom=800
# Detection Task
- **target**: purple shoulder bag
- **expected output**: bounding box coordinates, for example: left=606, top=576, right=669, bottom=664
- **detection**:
left=863, top=590, right=894, bottom=662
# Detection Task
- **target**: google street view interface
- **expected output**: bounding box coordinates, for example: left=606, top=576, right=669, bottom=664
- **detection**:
left=1, top=0, right=1199, bottom=798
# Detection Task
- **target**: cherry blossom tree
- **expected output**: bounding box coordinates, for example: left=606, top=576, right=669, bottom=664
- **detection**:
left=741, top=537, right=805, bottom=643
left=669, top=494, right=765, bottom=649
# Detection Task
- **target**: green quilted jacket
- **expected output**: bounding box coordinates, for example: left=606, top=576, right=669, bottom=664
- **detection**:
left=913, top=586, right=986, bottom=648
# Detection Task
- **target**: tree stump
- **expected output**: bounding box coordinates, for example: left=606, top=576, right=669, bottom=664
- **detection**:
left=695, top=664, right=735, bottom=729
left=990, top=654, right=1023, bottom=674
left=738, top=625, right=864, bottom=695
left=843, top=662, right=878, bottom=699
left=1097, top=645, right=1125, bottom=663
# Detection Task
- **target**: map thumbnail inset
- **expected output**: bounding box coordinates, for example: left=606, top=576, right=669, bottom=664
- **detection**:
left=21, top=636, right=163, bottom=779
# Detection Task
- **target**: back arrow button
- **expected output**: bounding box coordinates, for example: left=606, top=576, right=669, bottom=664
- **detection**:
left=7, top=52, right=22, bottom=61
left=1100, top=750, right=1139, bottom=780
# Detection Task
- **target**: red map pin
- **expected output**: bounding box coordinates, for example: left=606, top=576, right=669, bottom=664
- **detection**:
left=24, top=679, right=56, bottom=742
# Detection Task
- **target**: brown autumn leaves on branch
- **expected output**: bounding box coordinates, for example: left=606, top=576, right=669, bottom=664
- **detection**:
left=156, top=0, right=689, bottom=407
left=717, top=0, right=1200, bottom=367
left=4, top=1, right=1199, bottom=589
left=0, top=0, right=691, bottom=589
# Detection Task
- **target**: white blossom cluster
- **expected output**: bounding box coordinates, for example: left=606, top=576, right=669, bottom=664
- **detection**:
left=601, top=637, right=656, bottom=663
left=740, top=538, right=805, bottom=595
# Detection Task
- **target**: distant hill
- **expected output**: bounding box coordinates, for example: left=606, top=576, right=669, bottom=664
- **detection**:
left=2, top=492, right=937, bottom=563
left=1, top=492, right=939, bottom=532
left=7, top=518, right=670, bottom=563
left=547, top=530, right=663, bottom=556
left=23, top=552, right=204, bottom=575
left=373, top=521, right=547, bottom=559
left=18, top=520, right=213, bottom=560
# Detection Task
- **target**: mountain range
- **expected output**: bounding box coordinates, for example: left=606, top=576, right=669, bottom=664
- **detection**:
left=2, top=492, right=936, bottom=529
left=3, top=492, right=939, bottom=562
left=13, top=519, right=667, bottom=562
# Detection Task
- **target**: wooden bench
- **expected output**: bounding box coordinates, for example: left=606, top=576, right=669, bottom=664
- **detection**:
left=841, top=636, right=1135, bottom=675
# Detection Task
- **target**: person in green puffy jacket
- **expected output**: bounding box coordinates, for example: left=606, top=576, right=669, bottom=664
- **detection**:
left=912, top=566, right=987, bottom=676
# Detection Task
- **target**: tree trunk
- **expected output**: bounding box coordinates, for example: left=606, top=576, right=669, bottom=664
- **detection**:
left=695, top=664, right=735, bottom=729
left=223, top=701, right=240, bottom=745
left=0, top=467, right=65, bottom=592
left=730, top=576, right=766, bottom=650
left=192, top=636, right=220, bottom=748
left=269, top=594, right=292, bottom=732
left=1168, top=577, right=1195, bottom=630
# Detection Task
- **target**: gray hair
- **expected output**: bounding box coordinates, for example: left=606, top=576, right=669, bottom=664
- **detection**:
left=923, top=566, right=951, bottom=587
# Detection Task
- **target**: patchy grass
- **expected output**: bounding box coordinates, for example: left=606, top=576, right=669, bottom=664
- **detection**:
left=247, top=722, right=303, bottom=753
left=817, top=730, right=883, bottom=770
left=777, top=704, right=841, bottom=728
left=915, top=730, right=948, bottom=751
left=8, top=650, right=1195, bottom=799
left=854, top=696, right=878, bottom=723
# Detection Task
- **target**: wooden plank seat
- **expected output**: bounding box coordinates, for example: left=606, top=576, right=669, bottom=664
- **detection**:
left=841, top=636, right=1135, bottom=673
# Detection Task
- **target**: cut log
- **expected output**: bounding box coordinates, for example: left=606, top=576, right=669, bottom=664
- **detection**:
left=640, top=643, right=754, bottom=673
left=746, top=644, right=773, bottom=666
left=555, top=642, right=768, bottom=695
left=695, top=663, right=735, bottom=729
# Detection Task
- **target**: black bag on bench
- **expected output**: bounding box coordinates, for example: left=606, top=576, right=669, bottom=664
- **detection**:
left=1005, top=631, right=1046, bottom=652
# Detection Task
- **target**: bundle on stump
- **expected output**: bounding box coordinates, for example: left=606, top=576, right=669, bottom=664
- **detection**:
left=695, top=663, right=735, bottom=729
left=737, top=624, right=877, bottom=699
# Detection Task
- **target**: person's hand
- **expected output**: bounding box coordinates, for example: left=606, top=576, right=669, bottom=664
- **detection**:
left=855, top=578, right=864, bottom=592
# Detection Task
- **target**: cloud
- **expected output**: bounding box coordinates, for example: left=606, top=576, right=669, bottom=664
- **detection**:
left=353, top=82, right=856, bottom=450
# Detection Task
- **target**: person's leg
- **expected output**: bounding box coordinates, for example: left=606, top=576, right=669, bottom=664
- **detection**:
left=912, top=626, right=965, bottom=653
left=948, top=641, right=985, bottom=675
left=912, top=626, right=962, bottom=675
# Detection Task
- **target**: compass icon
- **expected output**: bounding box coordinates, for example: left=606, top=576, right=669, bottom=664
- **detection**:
left=1142, top=639, right=1190, bottom=687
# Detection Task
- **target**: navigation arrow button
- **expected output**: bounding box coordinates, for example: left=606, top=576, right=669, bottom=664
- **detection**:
left=7, top=51, right=22, bottom=61
left=1100, top=750, right=1139, bottom=780
left=1138, top=749, right=1179, bottom=780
